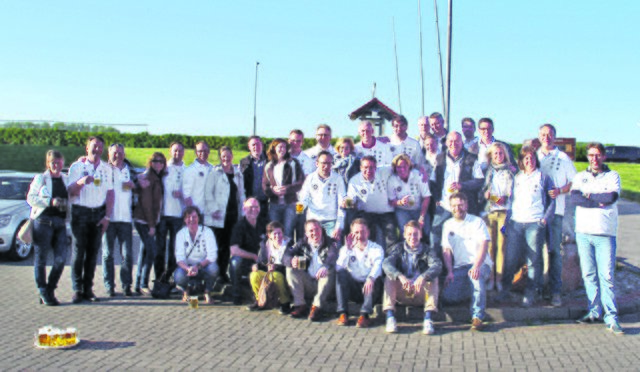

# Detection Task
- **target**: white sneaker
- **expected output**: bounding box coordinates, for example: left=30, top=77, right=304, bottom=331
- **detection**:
left=386, top=317, right=398, bottom=333
left=423, top=319, right=435, bottom=335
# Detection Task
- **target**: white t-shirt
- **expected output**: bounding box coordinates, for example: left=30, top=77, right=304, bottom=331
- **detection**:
left=354, top=140, right=393, bottom=167
left=111, top=164, right=133, bottom=222
left=387, top=169, right=431, bottom=211
left=336, top=241, right=385, bottom=282
left=347, top=167, right=394, bottom=214
left=442, top=214, right=492, bottom=268
left=511, top=170, right=545, bottom=223
left=537, top=148, right=576, bottom=216
left=571, top=169, right=620, bottom=236
left=163, top=161, right=186, bottom=218
left=68, top=159, right=114, bottom=208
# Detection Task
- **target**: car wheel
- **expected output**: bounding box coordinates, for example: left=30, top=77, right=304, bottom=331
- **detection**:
left=10, top=222, right=33, bottom=261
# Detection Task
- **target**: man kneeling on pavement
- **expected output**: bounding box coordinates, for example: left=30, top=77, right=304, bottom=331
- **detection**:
left=382, top=220, right=442, bottom=334
left=440, top=192, right=492, bottom=331
left=335, top=218, right=385, bottom=328
left=283, top=219, right=339, bottom=321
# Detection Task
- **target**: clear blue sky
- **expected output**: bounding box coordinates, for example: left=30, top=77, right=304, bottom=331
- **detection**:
left=1, top=1, right=638, bottom=145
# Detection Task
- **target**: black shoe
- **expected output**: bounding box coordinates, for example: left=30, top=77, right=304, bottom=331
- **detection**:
left=220, top=274, right=231, bottom=284
left=83, top=291, right=100, bottom=302
left=279, top=302, right=291, bottom=315
left=576, top=313, right=602, bottom=324
left=107, top=289, right=116, bottom=297
left=39, top=291, right=56, bottom=306
left=47, top=289, right=61, bottom=306
left=134, top=287, right=142, bottom=296
left=124, top=287, right=133, bottom=297
left=246, top=302, right=261, bottom=311
left=72, top=291, right=84, bottom=304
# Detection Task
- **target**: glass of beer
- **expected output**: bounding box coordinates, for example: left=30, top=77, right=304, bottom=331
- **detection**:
left=489, top=194, right=501, bottom=204
left=37, top=328, right=50, bottom=347
left=405, top=286, right=415, bottom=299
left=295, top=202, right=304, bottom=215
left=298, top=256, right=307, bottom=270
left=63, top=328, right=76, bottom=346
left=93, top=177, right=102, bottom=186
left=344, top=197, right=354, bottom=209
left=407, top=196, right=416, bottom=207
left=188, top=296, right=199, bottom=309
left=447, top=184, right=455, bottom=193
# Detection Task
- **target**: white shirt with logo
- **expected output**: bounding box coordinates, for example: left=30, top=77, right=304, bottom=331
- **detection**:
left=571, top=169, right=620, bottom=237
left=387, top=169, right=431, bottom=211
left=336, top=241, right=384, bottom=282
left=68, top=159, right=114, bottom=208
left=163, top=161, right=186, bottom=218
left=442, top=214, right=492, bottom=269
left=354, top=140, right=393, bottom=167
left=389, top=136, right=424, bottom=169
left=111, top=164, right=133, bottom=222
left=299, top=171, right=346, bottom=229
left=347, top=167, right=394, bottom=214
left=537, top=148, right=576, bottom=216
left=183, top=161, right=213, bottom=214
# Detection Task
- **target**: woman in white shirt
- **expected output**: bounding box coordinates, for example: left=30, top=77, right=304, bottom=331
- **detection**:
left=497, top=146, right=555, bottom=307
left=174, top=206, right=219, bottom=304
left=387, top=154, right=431, bottom=237
left=247, top=221, right=292, bottom=314
left=481, top=142, right=515, bottom=290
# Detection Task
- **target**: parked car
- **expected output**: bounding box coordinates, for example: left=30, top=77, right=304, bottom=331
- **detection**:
left=0, top=171, right=36, bottom=260
left=605, top=146, right=640, bottom=163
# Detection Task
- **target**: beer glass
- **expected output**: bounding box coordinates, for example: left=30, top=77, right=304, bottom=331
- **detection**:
left=298, top=256, right=307, bottom=270
left=295, top=202, right=304, bottom=215
left=188, top=296, right=199, bottom=309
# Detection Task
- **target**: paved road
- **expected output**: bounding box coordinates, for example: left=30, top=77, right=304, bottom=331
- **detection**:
left=1, top=199, right=639, bottom=370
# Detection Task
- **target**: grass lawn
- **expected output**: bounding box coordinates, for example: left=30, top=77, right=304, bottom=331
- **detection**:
left=1, top=144, right=638, bottom=202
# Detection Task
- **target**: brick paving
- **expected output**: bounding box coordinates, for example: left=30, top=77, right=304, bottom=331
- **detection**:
left=2, top=199, right=639, bottom=371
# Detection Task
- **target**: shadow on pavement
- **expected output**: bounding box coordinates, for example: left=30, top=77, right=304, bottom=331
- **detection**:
left=77, top=340, right=136, bottom=350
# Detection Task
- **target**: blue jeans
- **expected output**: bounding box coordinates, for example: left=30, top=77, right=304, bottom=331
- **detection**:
left=134, top=222, right=157, bottom=289
left=268, top=203, right=297, bottom=239
left=102, top=222, right=133, bottom=291
left=155, top=216, right=183, bottom=280
left=335, top=269, right=380, bottom=315
left=441, top=264, right=490, bottom=320
left=33, top=215, right=67, bottom=291
left=361, top=212, right=397, bottom=252
left=501, top=220, right=545, bottom=295
left=545, top=215, right=563, bottom=294
left=576, top=233, right=619, bottom=325
left=71, top=205, right=105, bottom=293
left=174, top=263, right=219, bottom=293
left=395, top=209, right=430, bottom=238
left=430, top=206, right=452, bottom=262
left=229, top=256, right=255, bottom=300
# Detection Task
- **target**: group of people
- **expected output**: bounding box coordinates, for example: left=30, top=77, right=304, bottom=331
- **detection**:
left=26, top=112, right=624, bottom=335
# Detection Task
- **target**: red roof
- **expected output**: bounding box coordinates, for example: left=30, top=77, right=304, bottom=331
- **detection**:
left=349, top=98, right=399, bottom=121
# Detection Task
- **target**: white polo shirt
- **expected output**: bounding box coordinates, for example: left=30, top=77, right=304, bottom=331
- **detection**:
left=354, top=140, right=393, bottom=167
left=347, top=167, right=394, bottom=214
left=299, top=171, right=346, bottom=229
left=442, top=214, right=492, bottom=269
left=387, top=169, right=431, bottom=211
left=389, top=136, right=424, bottom=169
left=68, top=159, right=114, bottom=208
left=571, top=169, right=620, bottom=237
left=538, top=148, right=576, bottom=216
left=111, top=164, right=133, bottom=222
left=182, top=160, right=213, bottom=214
left=511, top=170, right=545, bottom=223
left=336, top=241, right=384, bottom=282
left=431, top=155, right=484, bottom=211
left=163, top=160, right=186, bottom=218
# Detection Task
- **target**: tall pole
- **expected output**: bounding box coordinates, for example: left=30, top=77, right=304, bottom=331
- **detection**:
left=418, top=0, right=425, bottom=116
left=433, top=0, right=446, bottom=117
left=253, top=61, right=260, bottom=136
left=392, top=17, right=402, bottom=114
left=445, top=0, right=452, bottom=131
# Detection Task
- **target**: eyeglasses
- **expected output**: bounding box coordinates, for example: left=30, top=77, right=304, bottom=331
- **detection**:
left=151, top=159, right=165, bottom=163
left=478, top=127, right=491, bottom=131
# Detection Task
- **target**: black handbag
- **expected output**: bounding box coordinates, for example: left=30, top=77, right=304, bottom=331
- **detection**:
left=152, top=271, right=173, bottom=299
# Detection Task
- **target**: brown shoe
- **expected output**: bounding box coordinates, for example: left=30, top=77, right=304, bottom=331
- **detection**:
left=336, top=313, right=349, bottom=326
left=471, top=317, right=483, bottom=331
left=356, top=315, right=371, bottom=328
left=290, top=305, right=309, bottom=319
left=308, top=305, right=322, bottom=322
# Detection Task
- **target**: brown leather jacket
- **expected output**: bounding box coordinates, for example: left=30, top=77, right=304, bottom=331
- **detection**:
left=133, top=169, right=164, bottom=226
left=262, top=158, right=305, bottom=205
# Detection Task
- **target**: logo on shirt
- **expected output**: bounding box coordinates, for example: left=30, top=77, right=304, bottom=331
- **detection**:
left=397, top=186, right=402, bottom=192
left=361, top=189, right=367, bottom=195
left=390, top=146, right=396, bottom=152
left=350, top=256, right=356, bottom=262
left=199, top=172, right=204, bottom=177
left=312, top=184, right=319, bottom=190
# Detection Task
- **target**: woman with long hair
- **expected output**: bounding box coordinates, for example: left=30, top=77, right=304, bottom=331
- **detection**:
left=26, top=150, right=69, bottom=305
left=262, top=138, right=304, bottom=240
left=133, top=152, right=166, bottom=295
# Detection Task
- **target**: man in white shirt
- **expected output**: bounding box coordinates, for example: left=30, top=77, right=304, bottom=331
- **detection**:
left=388, top=115, right=425, bottom=171
left=101, top=143, right=136, bottom=297
left=571, top=142, right=624, bottom=335
left=428, top=112, right=448, bottom=154
left=304, top=124, right=337, bottom=168
left=289, top=129, right=315, bottom=176
left=461, top=117, right=479, bottom=154
left=298, top=151, right=346, bottom=241
left=354, top=120, right=393, bottom=167
left=476, top=118, right=516, bottom=172
left=156, top=141, right=186, bottom=283
left=347, top=156, right=397, bottom=251
left=537, top=124, right=577, bottom=306
left=440, top=193, right=491, bottom=331
left=67, top=136, right=115, bottom=303
left=183, top=141, right=213, bottom=214
left=335, top=219, right=385, bottom=328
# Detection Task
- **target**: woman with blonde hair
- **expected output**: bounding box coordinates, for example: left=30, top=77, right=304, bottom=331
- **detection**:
left=333, top=137, right=360, bottom=187
left=27, top=150, right=69, bottom=305
left=482, top=142, right=515, bottom=290
left=387, top=154, right=431, bottom=237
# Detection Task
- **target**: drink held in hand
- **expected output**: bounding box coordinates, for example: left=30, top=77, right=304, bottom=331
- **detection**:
left=298, top=256, right=307, bottom=270
left=93, top=178, right=102, bottom=186
left=295, top=202, right=304, bottom=215
left=344, top=197, right=354, bottom=209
